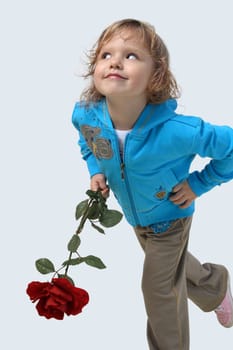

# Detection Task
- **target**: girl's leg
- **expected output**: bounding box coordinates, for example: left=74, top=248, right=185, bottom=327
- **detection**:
left=186, top=252, right=228, bottom=312
left=134, top=217, right=192, bottom=350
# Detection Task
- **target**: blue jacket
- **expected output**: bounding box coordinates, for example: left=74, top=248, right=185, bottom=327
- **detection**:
left=72, top=98, right=233, bottom=227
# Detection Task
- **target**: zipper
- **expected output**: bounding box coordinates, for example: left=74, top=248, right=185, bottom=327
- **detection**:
left=120, top=163, right=125, bottom=179
left=119, top=134, right=140, bottom=224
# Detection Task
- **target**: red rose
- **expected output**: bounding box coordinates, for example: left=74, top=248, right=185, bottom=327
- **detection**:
left=26, top=277, right=89, bottom=320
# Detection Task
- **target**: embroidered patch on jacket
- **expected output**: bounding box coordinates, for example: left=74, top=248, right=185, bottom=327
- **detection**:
left=155, top=189, right=167, bottom=200
left=81, top=125, right=113, bottom=159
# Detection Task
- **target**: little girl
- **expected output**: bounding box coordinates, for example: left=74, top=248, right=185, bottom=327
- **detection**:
left=72, top=18, right=233, bottom=350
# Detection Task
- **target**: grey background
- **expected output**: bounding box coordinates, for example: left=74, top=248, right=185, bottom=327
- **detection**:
left=1, top=0, right=232, bottom=349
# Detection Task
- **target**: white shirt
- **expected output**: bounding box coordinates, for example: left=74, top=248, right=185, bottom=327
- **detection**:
left=115, top=129, right=132, bottom=158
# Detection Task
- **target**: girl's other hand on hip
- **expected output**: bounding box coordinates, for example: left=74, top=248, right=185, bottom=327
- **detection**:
left=170, top=181, right=197, bottom=209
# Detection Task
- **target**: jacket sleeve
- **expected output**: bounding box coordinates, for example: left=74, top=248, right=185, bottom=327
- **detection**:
left=187, top=120, right=233, bottom=196
left=71, top=104, right=102, bottom=177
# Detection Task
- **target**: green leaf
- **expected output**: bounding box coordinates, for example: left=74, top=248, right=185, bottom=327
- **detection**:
left=87, top=202, right=100, bottom=220
left=35, top=258, right=55, bottom=275
left=57, top=274, right=75, bottom=285
left=96, top=190, right=107, bottom=204
left=86, top=190, right=99, bottom=200
left=62, top=257, right=84, bottom=266
left=67, top=234, right=81, bottom=252
left=91, top=222, right=105, bottom=234
left=99, top=209, right=123, bottom=227
left=98, top=201, right=107, bottom=215
left=75, top=199, right=89, bottom=220
left=83, top=255, right=106, bottom=269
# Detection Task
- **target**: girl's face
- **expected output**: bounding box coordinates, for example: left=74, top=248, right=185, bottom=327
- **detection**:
left=93, top=30, right=154, bottom=102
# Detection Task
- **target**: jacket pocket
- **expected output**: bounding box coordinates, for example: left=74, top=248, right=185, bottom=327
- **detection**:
left=137, top=168, right=179, bottom=214
left=152, top=168, right=179, bottom=202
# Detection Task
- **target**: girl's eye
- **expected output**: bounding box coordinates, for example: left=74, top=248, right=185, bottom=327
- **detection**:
left=102, top=52, right=111, bottom=59
left=127, top=53, right=137, bottom=60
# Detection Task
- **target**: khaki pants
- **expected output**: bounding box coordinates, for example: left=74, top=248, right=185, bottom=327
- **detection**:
left=134, top=217, right=228, bottom=350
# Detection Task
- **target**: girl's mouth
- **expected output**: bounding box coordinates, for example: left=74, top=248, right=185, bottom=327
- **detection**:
left=105, top=73, right=127, bottom=79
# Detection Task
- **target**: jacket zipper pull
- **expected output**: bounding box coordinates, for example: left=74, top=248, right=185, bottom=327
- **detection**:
left=120, top=163, right=125, bottom=179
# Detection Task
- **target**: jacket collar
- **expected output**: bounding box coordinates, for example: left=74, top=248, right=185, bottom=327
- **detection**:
left=91, top=98, right=177, bottom=134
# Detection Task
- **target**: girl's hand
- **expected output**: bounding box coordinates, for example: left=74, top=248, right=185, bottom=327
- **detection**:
left=90, top=173, right=110, bottom=198
left=170, top=180, right=197, bottom=209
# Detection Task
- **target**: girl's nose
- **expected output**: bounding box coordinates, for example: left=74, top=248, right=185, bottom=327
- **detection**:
left=109, top=56, right=122, bottom=69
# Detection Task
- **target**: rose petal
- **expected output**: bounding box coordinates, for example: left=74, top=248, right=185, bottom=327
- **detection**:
left=26, top=281, right=51, bottom=302
left=36, top=298, right=64, bottom=320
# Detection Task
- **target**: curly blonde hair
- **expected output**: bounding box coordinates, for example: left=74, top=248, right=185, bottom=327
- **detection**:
left=80, top=18, right=180, bottom=104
